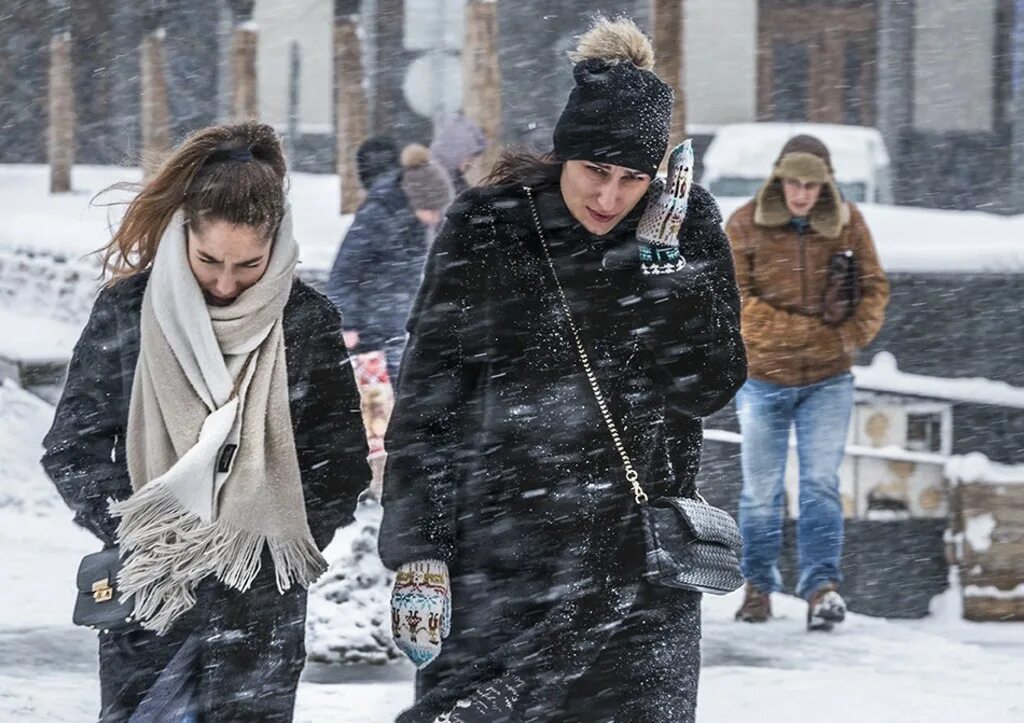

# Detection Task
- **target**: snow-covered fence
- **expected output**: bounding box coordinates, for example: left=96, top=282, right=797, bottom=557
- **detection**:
left=946, top=454, right=1024, bottom=621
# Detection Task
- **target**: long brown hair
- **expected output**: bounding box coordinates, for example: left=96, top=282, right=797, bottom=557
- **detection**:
left=97, top=122, right=287, bottom=283
left=482, top=148, right=562, bottom=188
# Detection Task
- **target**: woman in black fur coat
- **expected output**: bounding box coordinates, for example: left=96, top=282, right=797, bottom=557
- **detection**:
left=380, top=17, right=746, bottom=723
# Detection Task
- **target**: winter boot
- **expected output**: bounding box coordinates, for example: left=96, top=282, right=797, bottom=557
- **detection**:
left=807, top=583, right=846, bottom=632
left=735, top=582, right=772, bottom=623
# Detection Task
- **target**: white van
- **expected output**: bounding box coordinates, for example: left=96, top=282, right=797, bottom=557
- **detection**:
left=701, top=122, right=894, bottom=205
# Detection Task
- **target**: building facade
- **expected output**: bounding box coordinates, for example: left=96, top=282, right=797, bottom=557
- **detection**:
left=0, top=1, right=1019, bottom=210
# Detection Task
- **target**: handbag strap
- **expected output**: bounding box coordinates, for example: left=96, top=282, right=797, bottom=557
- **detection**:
left=523, top=186, right=649, bottom=506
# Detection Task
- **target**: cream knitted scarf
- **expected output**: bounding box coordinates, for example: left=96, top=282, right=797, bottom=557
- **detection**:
left=111, top=207, right=326, bottom=634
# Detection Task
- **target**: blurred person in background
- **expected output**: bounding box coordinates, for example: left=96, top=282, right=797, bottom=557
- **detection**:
left=326, top=143, right=454, bottom=497
left=431, top=112, right=487, bottom=195
left=326, top=142, right=454, bottom=383
left=356, top=135, right=401, bottom=196
left=41, top=122, right=369, bottom=721
left=725, top=134, right=889, bottom=631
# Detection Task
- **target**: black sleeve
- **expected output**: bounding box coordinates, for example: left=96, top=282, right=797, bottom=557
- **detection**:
left=294, top=293, right=371, bottom=550
left=41, top=286, right=132, bottom=546
left=638, top=189, right=747, bottom=420
left=377, top=209, right=482, bottom=570
left=635, top=189, right=747, bottom=494
left=324, top=202, right=389, bottom=332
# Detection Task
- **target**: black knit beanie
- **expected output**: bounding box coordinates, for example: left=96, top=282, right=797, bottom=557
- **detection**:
left=553, top=19, right=673, bottom=177
left=356, top=136, right=400, bottom=190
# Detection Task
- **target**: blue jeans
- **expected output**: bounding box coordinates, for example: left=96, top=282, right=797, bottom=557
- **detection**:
left=736, top=373, right=854, bottom=599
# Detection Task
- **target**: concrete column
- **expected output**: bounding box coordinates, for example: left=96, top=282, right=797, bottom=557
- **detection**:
left=875, top=0, right=915, bottom=161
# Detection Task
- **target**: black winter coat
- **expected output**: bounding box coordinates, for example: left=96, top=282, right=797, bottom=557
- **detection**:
left=41, top=272, right=370, bottom=722
left=379, top=180, right=746, bottom=721
left=325, top=170, right=430, bottom=353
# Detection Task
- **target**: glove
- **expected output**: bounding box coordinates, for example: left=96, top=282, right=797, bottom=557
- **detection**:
left=391, top=559, right=451, bottom=669
left=635, top=139, right=694, bottom=275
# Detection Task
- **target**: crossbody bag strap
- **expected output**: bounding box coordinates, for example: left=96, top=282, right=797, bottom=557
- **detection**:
left=523, top=186, right=649, bottom=506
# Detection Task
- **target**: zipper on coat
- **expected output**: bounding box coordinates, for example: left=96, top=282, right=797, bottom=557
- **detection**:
left=798, top=227, right=810, bottom=386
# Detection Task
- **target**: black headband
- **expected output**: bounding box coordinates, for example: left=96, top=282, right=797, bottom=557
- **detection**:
left=205, top=148, right=254, bottom=165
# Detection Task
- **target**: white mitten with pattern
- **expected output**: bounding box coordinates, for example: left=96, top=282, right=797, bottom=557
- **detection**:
left=391, top=559, right=451, bottom=669
left=636, top=139, right=694, bottom=275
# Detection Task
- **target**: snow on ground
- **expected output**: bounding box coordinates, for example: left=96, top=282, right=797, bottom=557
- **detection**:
left=0, top=164, right=353, bottom=273
left=1, top=378, right=1023, bottom=721
left=0, top=310, right=83, bottom=363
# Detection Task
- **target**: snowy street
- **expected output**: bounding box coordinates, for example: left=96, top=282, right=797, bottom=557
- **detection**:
left=2, top=379, right=1021, bottom=722
left=5, top=0, right=1024, bottom=718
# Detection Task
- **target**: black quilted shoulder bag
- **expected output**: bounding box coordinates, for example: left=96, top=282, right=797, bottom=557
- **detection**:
left=524, top=187, right=745, bottom=595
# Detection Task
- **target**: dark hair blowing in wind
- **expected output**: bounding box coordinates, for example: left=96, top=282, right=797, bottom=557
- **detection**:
left=98, top=121, right=288, bottom=283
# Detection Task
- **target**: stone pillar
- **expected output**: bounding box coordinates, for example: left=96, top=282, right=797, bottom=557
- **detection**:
left=48, top=31, right=75, bottom=193
left=334, top=1, right=370, bottom=214
left=875, top=0, right=915, bottom=189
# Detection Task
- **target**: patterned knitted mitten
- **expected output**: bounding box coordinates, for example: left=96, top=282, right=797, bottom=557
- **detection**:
left=636, top=139, right=694, bottom=275
left=391, top=559, right=451, bottom=669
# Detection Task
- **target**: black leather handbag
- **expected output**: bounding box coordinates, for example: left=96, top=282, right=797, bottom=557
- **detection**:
left=73, top=546, right=137, bottom=632
left=525, top=186, right=745, bottom=596
left=822, top=249, right=861, bottom=326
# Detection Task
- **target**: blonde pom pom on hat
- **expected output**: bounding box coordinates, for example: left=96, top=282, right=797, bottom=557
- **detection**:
left=400, top=144, right=455, bottom=212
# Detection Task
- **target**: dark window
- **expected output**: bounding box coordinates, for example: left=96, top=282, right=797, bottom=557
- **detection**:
left=843, top=41, right=864, bottom=125
left=772, top=41, right=809, bottom=121
left=906, top=412, right=943, bottom=453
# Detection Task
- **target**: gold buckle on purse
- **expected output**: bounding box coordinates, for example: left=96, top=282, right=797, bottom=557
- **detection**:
left=92, top=578, right=113, bottom=603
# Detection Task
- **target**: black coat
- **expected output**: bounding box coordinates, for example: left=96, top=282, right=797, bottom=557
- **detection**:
left=325, top=170, right=430, bottom=353
left=41, top=272, right=370, bottom=722
left=379, top=180, right=746, bottom=721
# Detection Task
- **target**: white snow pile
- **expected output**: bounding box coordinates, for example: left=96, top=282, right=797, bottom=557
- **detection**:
left=0, top=379, right=65, bottom=514
left=963, top=512, right=997, bottom=553
left=854, top=351, right=1024, bottom=409
left=306, top=499, right=401, bottom=666
left=945, top=452, right=1024, bottom=486
left=0, top=245, right=99, bottom=362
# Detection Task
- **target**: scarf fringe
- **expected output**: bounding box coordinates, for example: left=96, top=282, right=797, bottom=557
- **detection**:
left=110, top=483, right=327, bottom=635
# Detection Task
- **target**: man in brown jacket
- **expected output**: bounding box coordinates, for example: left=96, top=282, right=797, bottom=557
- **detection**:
left=725, top=135, right=889, bottom=631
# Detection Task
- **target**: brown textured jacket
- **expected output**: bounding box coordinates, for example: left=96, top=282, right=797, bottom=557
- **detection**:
left=726, top=196, right=889, bottom=387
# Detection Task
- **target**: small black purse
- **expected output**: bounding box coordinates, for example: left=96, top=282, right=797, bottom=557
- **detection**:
left=822, top=249, right=861, bottom=326
left=641, top=496, right=745, bottom=594
left=73, top=546, right=137, bottom=632
left=525, top=186, right=745, bottom=596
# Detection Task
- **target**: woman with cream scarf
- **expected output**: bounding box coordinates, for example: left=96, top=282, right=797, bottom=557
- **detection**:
left=42, top=122, right=370, bottom=722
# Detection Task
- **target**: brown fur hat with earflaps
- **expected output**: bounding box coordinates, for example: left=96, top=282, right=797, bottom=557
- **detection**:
left=754, top=134, right=850, bottom=239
